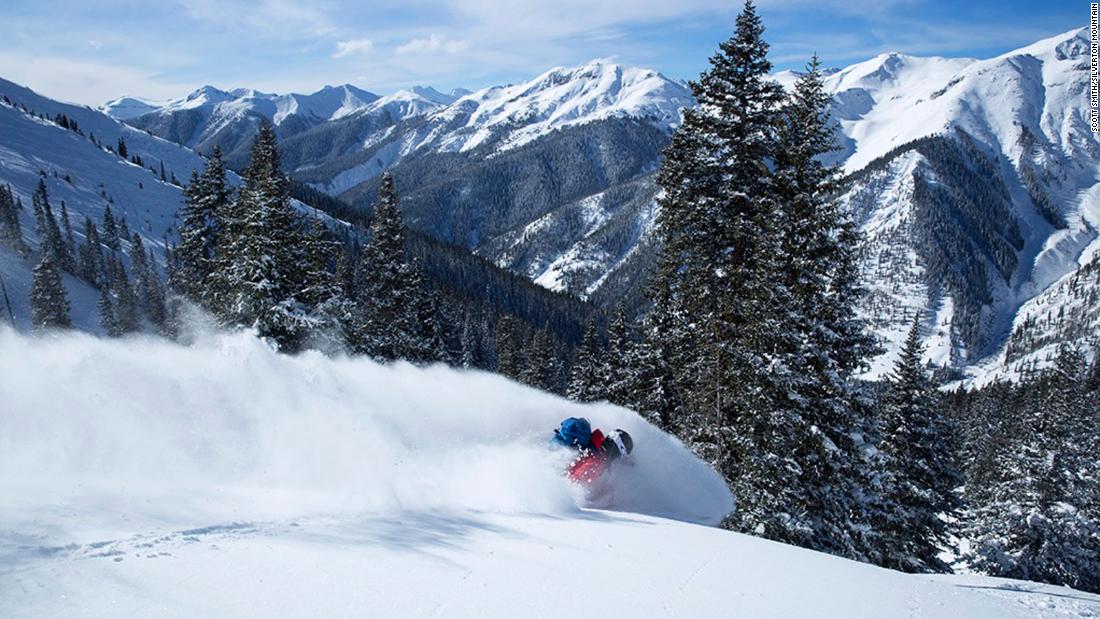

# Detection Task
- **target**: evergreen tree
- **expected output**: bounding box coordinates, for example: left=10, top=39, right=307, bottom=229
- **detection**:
left=0, top=184, right=28, bottom=255
left=353, top=172, right=413, bottom=360
left=405, top=263, right=446, bottom=364
left=97, top=286, right=120, bottom=337
left=60, top=201, right=76, bottom=272
left=605, top=305, right=640, bottom=406
left=764, top=54, right=882, bottom=560
left=174, top=146, right=231, bottom=306
left=460, top=310, right=479, bottom=368
left=33, top=180, right=68, bottom=270
left=495, top=315, right=521, bottom=379
left=208, top=123, right=310, bottom=351
left=298, top=218, right=352, bottom=352
left=965, top=347, right=1100, bottom=592
left=567, top=320, right=608, bottom=401
left=521, top=327, right=562, bottom=392
left=102, top=203, right=120, bottom=251
left=78, top=217, right=105, bottom=286
left=29, top=254, right=70, bottom=330
left=634, top=277, right=683, bottom=431
left=876, top=316, right=962, bottom=572
left=116, top=137, right=128, bottom=159
left=108, top=256, right=141, bottom=334
left=130, top=233, right=167, bottom=330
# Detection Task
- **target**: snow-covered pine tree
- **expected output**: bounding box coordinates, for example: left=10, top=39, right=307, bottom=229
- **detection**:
left=649, top=0, right=786, bottom=463
left=297, top=218, right=352, bottom=353
left=174, top=146, right=231, bottom=308
left=875, top=316, right=962, bottom=573
left=60, top=201, right=76, bottom=272
left=78, top=216, right=104, bottom=287
left=767, top=54, right=883, bottom=561
left=128, top=233, right=165, bottom=330
left=353, top=172, right=414, bottom=360
left=97, top=286, right=120, bottom=337
left=634, top=276, right=683, bottom=431
left=567, top=319, right=607, bottom=402
left=404, top=262, right=446, bottom=364
left=0, top=184, right=28, bottom=255
left=33, top=180, right=69, bottom=272
left=108, top=255, right=141, bottom=334
left=102, top=204, right=120, bottom=251
left=605, top=305, right=640, bottom=406
left=520, top=327, right=561, bottom=392
left=29, top=254, right=70, bottom=330
left=494, top=315, right=522, bottom=380
left=118, top=217, right=131, bottom=247
left=964, top=347, right=1100, bottom=592
left=460, top=310, right=479, bottom=368
left=209, top=123, right=310, bottom=351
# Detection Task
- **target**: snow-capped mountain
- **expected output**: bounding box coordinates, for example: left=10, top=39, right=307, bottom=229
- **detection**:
left=277, top=35, right=1100, bottom=383
left=427, top=59, right=692, bottom=153
left=114, top=83, right=388, bottom=166
left=98, top=95, right=164, bottom=120
left=817, top=27, right=1100, bottom=380
left=110, top=82, right=471, bottom=169
left=0, top=77, right=587, bottom=343
left=270, top=59, right=690, bottom=307
left=23, top=27, right=1100, bottom=380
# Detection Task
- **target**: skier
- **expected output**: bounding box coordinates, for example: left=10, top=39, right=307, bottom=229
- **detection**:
left=551, top=417, right=634, bottom=486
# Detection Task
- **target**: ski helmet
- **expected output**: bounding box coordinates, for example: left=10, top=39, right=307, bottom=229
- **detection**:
left=604, top=429, right=634, bottom=459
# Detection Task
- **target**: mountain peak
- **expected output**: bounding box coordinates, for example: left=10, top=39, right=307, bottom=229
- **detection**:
left=187, top=85, right=231, bottom=101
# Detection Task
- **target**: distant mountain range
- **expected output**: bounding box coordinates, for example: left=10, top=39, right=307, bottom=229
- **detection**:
left=2, top=26, right=1096, bottom=382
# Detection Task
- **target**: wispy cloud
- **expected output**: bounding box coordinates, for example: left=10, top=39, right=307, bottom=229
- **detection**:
left=332, top=39, right=374, bottom=59
left=0, top=52, right=192, bottom=104
left=0, top=0, right=1083, bottom=106
left=395, top=34, right=468, bottom=56
left=174, top=0, right=336, bottom=39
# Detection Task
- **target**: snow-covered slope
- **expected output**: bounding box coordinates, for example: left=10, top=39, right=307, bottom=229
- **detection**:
left=0, top=78, right=211, bottom=331
left=2, top=328, right=1097, bottom=617
left=108, top=83, right=382, bottom=127
left=427, top=59, right=691, bottom=153
left=821, top=27, right=1100, bottom=379
left=98, top=95, right=164, bottom=120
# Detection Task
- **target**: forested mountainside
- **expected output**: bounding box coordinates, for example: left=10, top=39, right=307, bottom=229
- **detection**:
left=0, top=78, right=595, bottom=379
left=114, top=29, right=1100, bottom=381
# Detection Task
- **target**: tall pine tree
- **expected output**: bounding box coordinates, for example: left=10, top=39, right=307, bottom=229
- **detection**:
left=29, top=254, right=71, bottom=330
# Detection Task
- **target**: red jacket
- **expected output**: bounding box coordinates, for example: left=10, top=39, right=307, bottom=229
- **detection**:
left=568, top=429, right=607, bottom=484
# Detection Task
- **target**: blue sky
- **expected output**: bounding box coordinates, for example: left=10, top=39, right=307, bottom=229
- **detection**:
left=0, top=0, right=1086, bottom=105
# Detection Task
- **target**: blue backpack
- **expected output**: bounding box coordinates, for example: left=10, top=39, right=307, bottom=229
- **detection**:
left=553, top=417, right=593, bottom=449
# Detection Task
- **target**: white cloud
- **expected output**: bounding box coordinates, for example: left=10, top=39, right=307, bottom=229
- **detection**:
left=332, top=38, right=374, bottom=58
left=0, top=52, right=192, bottom=106
left=176, top=0, right=335, bottom=39
left=395, top=34, right=469, bottom=56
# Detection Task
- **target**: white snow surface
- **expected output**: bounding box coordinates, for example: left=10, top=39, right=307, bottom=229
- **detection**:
left=109, top=83, right=383, bottom=126
left=430, top=59, right=692, bottom=152
left=2, top=329, right=1098, bottom=617
left=98, top=96, right=165, bottom=120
